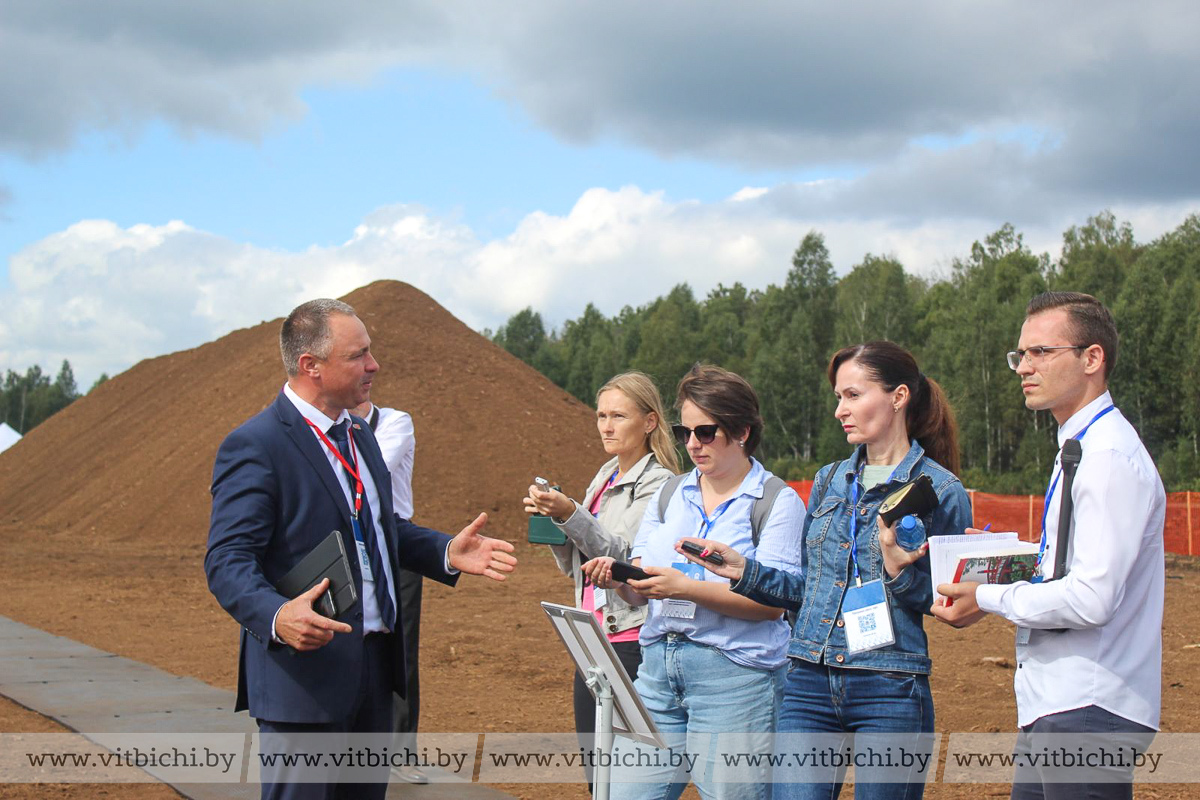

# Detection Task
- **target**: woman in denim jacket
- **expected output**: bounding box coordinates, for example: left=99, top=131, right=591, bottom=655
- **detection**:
left=523, top=370, right=679, bottom=790
left=678, top=342, right=973, bottom=800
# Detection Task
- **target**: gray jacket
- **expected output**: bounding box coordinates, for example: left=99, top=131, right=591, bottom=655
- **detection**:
left=550, top=452, right=673, bottom=635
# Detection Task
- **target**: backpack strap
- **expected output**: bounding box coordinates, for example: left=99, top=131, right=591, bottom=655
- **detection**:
left=814, top=463, right=837, bottom=509
left=657, top=473, right=690, bottom=523
left=749, top=476, right=788, bottom=547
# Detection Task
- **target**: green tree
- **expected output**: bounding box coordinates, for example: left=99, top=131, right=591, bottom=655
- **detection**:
left=0, top=360, right=81, bottom=434
left=493, top=308, right=547, bottom=363
left=632, top=285, right=702, bottom=397
left=923, top=224, right=1050, bottom=475
left=1055, top=210, right=1138, bottom=304
left=749, top=232, right=838, bottom=462
left=834, top=254, right=914, bottom=347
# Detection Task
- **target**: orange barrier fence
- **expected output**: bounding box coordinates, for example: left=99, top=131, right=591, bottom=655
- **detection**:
left=785, top=481, right=1198, bottom=556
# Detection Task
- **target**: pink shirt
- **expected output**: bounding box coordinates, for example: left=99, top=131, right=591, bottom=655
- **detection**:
left=582, top=470, right=641, bottom=643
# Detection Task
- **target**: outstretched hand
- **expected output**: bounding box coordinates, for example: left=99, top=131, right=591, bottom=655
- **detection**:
left=673, top=537, right=745, bottom=581
left=275, top=578, right=353, bottom=651
left=876, top=515, right=928, bottom=579
left=447, top=513, right=518, bottom=582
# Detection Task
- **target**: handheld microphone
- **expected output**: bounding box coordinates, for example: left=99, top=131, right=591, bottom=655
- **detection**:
left=1052, top=439, right=1083, bottom=580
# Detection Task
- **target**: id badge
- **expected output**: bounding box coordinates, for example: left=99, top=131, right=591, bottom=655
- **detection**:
left=841, top=579, right=895, bottom=654
left=593, top=586, right=608, bottom=610
left=1016, top=627, right=1031, bottom=647
left=351, top=518, right=374, bottom=583
left=662, top=561, right=706, bottom=619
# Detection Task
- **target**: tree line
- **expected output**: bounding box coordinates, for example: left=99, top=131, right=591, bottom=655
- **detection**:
left=0, top=361, right=107, bottom=435
left=491, top=212, right=1200, bottom=493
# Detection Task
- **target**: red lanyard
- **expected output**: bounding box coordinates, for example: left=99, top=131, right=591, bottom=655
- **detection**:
left=304, top=418, right=364, bottom=519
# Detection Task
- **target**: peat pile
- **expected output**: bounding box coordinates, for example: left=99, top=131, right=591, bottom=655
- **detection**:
left=0, top=280, right=601, bottom=693
left=0, top=280, right=601, bottom=539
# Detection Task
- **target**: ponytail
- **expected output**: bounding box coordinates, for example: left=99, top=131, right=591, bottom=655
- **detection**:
left=906, top=373, right=960, bottom=475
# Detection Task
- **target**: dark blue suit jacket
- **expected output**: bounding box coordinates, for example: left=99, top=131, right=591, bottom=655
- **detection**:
left=205, top=392, right=458, bottom=723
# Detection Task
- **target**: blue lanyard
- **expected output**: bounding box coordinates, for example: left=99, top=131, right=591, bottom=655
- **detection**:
left=847, top=463, right=898, bottom=586
left=694, top=493, right=739, bottom=540
left=1033, top=404, right=1114, bottom=578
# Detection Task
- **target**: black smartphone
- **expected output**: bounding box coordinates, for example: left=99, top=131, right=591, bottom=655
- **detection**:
left=680, top=540, right=725, bottom=565
left=609, top=560, right=651, bottom=583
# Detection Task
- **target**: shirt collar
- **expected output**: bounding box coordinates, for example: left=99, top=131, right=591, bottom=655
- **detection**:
left=1057, top=390, right=1114, bottom=446
left=609, top=451, right=657, bottom=488
left=682, top=457, right=766, bottom=500
left=283, top=383, right=350, bottom=432
left=843, top=439, right=925, bottom=486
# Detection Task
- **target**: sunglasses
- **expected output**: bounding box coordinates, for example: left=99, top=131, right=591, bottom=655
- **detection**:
left=672, top=424, right=720, bottom=446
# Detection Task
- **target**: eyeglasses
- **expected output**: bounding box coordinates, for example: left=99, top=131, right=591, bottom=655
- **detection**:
left=672, top=424, right=720, bottom=446
left=1006, top=345, right=1086, bottom=371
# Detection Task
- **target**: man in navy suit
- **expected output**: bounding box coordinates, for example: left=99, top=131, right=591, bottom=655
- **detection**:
left=205, top=298, right=517, bottom=799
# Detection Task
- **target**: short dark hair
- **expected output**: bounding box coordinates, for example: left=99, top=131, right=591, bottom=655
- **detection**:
left=1026, top=291, right=1118, bottom=379
left=675, top=364, right=764, bottom=456
left=280, top=298, right=356, bottom=376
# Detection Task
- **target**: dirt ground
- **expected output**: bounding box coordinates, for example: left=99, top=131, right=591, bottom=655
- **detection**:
left=1, top=537, right=1197, bottom=800
left=1, top=282, right=1197, bottom=799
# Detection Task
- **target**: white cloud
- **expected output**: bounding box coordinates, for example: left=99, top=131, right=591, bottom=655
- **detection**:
left=4, top=188, right=1195, bottom=388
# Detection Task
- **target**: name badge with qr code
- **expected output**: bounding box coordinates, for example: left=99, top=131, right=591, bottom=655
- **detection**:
left=841, top=579, right=895, bottom=653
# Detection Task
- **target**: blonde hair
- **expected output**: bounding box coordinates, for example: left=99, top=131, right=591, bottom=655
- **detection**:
left=596, top=372, right=681, bottom=474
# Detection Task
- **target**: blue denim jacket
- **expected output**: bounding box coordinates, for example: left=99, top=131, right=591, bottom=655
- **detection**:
left=732, top=440, right=972, bottom=675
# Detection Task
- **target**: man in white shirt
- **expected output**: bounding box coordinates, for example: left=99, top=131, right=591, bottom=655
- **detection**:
left=352, top=399, right=427, bottom=784
left=932, top=291, right=1165, bottom=800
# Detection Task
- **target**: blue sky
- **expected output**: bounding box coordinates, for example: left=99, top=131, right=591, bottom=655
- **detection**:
left=2, top=2, right=1197, bottom=387
left=0, top=66, right=828, bottom=274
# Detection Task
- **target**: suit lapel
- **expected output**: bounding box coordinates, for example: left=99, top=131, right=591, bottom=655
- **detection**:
left=272, top=393, right=354, bottom=532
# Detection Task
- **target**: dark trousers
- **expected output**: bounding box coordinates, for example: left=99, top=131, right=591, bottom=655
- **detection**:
left=1011, top=705, right=1156, bottom=800
left=257, top=633, right=395, bottom=800
left=391, top=568, right=423, bottom=753
left=572, top=639, right=642, bottom=792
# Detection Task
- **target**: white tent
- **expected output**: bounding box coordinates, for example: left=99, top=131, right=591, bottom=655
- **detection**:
left=0, top=422, right=20, bottom=454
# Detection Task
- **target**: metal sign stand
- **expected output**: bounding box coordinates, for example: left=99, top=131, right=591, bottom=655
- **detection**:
left=586, top=666, right=614, bottom=800
left=541, top=602, right=665, bottom=800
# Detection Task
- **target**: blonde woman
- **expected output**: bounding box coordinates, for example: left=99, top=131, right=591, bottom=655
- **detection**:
left=523, top=371, right=680, bottom=790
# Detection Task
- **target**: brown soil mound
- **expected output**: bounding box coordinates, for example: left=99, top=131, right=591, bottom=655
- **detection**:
left=0, top=279, right=601, bottom=542
left=0, top=280, right=606, bottom=798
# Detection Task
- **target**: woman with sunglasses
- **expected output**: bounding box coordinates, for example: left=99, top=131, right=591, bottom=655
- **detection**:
left=677, top=342, right=973, bottom=800
left=522, top=370, right=680, bottom=791
left=583, top=364, right=805, bottom=800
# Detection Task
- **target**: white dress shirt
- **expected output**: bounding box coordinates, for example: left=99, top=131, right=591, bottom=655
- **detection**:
left=976, top=391, right=1166, bottom=728
left=366, top=405, right=416, bottom=520
left=280, top=384, right=397, bottom=634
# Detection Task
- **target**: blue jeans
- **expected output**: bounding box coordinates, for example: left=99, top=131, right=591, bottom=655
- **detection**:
left=773, top=659, right=934, bottom=800
left=1010, top=705, right=1156, bottom=800
left=609, top=634, right=784, bottom=800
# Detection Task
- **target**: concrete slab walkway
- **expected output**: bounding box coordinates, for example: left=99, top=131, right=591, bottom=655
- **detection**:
left=0, top=615, right=512, bottom=798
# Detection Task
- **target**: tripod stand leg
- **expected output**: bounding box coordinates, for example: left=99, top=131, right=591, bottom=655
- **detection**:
left=587, top=666, right=614, bottom=800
